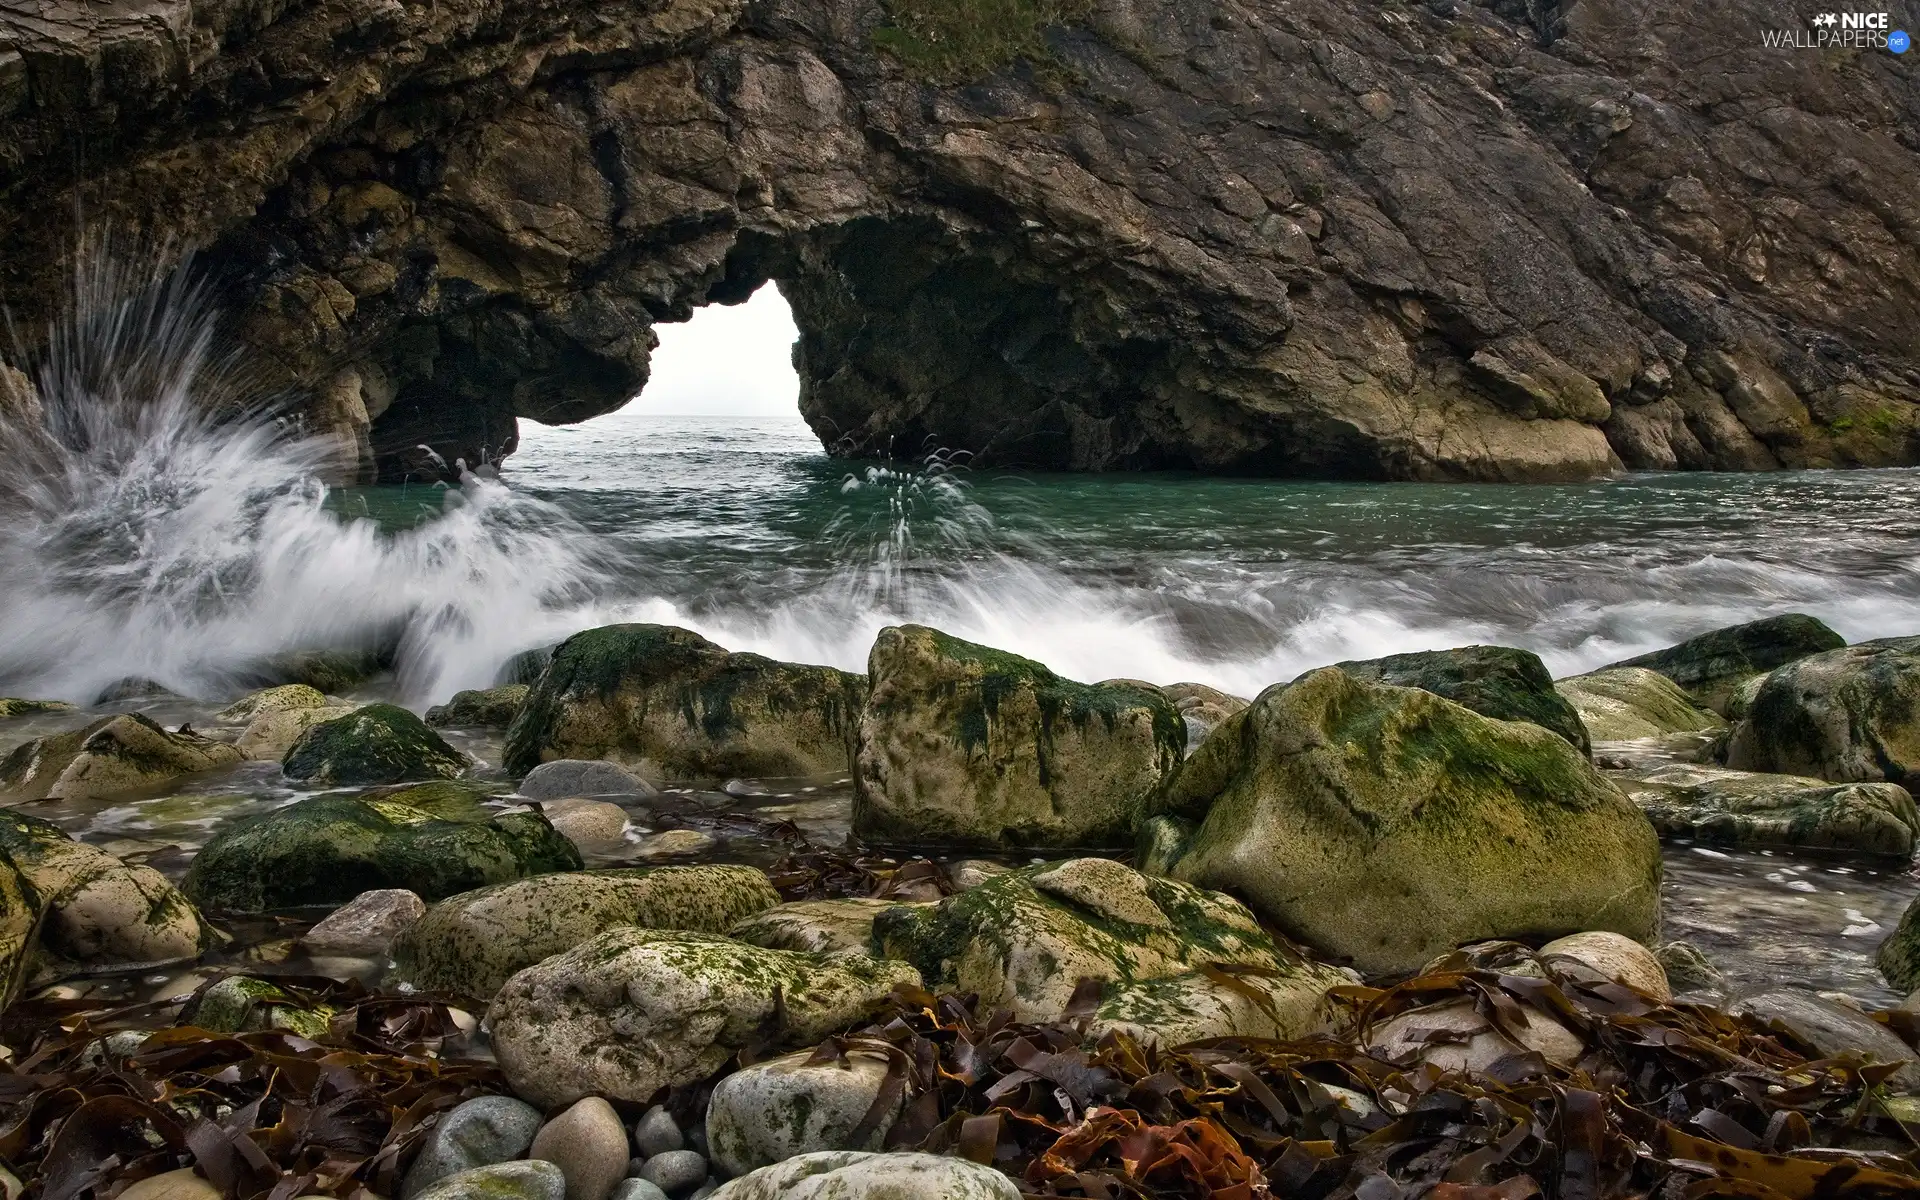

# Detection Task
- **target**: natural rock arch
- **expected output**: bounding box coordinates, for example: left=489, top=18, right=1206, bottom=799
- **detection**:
left=2, top=0, right=1917, bottom=482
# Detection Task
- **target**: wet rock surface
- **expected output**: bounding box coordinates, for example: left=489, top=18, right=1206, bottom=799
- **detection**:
left=283, top=704, right=469, bottom=786
left=1614, top=761, right=1920, bottom=856
left=1726, top=637, right=1920, bottom=786
left=1335, top=644, right=1592, bottom=755
left=1607, top=614, right=1847, bottom=716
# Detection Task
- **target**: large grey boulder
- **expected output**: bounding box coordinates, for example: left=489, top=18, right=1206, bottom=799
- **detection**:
left=1726, top=637, right=1920, bottom=786
left=1160, top=667, right=1661, bottom=976
left=518, top=759, right=657, bottom=801
left=1606, top=614, right=1847, bottom=715
left=1334, top=644, right=1591, bottom=755
left=503, top=624, right=865, bottom=782
left=853, top=626, right=1183, bottom=849
left=487, top=929, right=920, bottom=1107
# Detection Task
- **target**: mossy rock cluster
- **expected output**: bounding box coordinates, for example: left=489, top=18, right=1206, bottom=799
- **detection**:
left=1613, top=762, right=1918, bottom=857
left=1607, top=613, right=1845, bottom=715
left=1335, top=645, right=1592, bottom=756
left=1725, top=637, right=1920, bottom=787
left=1158, top=667, right=1661, bottom=976
left=0, top=714, right=243, bottom=802
left=182, top=793, right=580, bottom=912
left=1554, top=667, right=1725, bottom=742
left=282, top=704, right=468, bottom=786
left=854, top=625, right=1184, bottom=849
left=502, top=624, right=866, bottom=782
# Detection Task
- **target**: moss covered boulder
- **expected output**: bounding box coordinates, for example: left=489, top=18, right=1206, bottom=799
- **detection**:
left=1160, top=667, right=1661, bottom=976
left=216, top=684, right=330, bottom=724
left=1613, top=761, right=1918, bottom=856
left=426, top=685, right=529, bottom=729
left=854, top=626, right=1183, bottom=849
left=1555, top=667, right=1727, bottom=742
left=1606, top=614, right=1846, bottom=715
left=0, top=852, right=40, bottom=1010
left=282, top=704, right=468, bottom=786
left=1334, top=645, right=1591, bottom=756
left=1725, top=637, right=1920, bottom=785
left=0, top=811, right=208, bottom=965
left=487, top=928, right=920, bottom=1107
left=0, top=698, right=76, bottom=719
left=394, top=865, right=780, bottom=998
left=874, top=857, right=1346, bottom=1038
left=181, top=975, right=335, bottom=1038
left=182, top=793, right=580, bottom=912
left=1, top=714, right=243, bottom=802
left=503, top=624, right=865, bottom=782
left=729, top=897, right=918, bottom=958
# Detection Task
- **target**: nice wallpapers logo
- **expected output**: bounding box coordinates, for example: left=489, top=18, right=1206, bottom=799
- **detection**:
left=1762, top=11, right=1912, bottom=50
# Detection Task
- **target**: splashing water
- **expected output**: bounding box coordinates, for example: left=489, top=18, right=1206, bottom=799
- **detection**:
left=0, top=253, right=623, bottom=706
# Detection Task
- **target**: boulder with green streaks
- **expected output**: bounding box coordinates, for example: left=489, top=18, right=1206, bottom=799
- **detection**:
left=282, top=704, right=468, bottom=786
left=486, top=928, right=919, bottom=1107
left=394, top=864, right=780, bottom=998
left=1334, top=644, right=1591, bottom=755
left=0, top=852, right=40, bottom=1010
left=181, top=975, right=335, bottom=1038
left=1613, top=761, right=1918, bottom=856
left=1606, top=614, right=1846, bottom=715
left=1555, top=667, right=1726, bottom=742
left=853, top=626, right=1183, bottom=849
left=426, top=685, right=529, bottom=729
left=0, top=810, right=208, bottom=965
left=0, top=698, right=75, bottom=720
left=1161, top=667, right=1661, bottom=976
left=2, top=714, right=242, bottom=801
left=182, top=793, right=579, bottom=912
left=503, top=624, right=865, bottom=782
left=1726, top=637, right=1920, bottom=786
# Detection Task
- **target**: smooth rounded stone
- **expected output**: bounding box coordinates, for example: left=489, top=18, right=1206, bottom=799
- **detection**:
left=396, top=865, right=780, bottom=998
left=237, top=703, right=358, bottom=759
left=1878, top=895, right=1920, bottom=993
left=283, top=703, right=469, bottom=786
left=503, top=624, right=866, bottom=781
left=182, top=793, right=580, bottom=912
left=706, top=1151, right=1021, bottom=1200
left=1, top=714, right=244, bottom=803
left=1730, top=988, right=1920, bottom=1091
left=1538, top=931, right=1670, bottom=1001
left=636, top=1151, right=707, bottom=1197
left=0, top=698, right=75, bottom=720
left=519, top=759, right=658, bottom=801
left=117, top=1169, right=223, bottom=1200
left=428, top=685, right=531, bottom=729
left=1333, top=645, right=1592, bottom=756
left=529, top=1096, right=630, bottom=1200
left=303, top=888, right=427, bottom=958
left=612, top=1183, right=669, bottom=1200
left=727, top=898, right=905, bottom=957
left=487, top=928, right=920, bottom=1107
left=544, top=799, right=631, bottom=848
left=1554, top=667, right=1726, bottom=742
left=854, top=625, right=1183, bottom=849
left=634, top=829, right=716, bottom=859
left=0, top=719, right=107, bottom=799
left=707, top=1048, right=901, bottom=1177
left=948, top=859, right=1010, bottom=891
left=633, top=1105, right=683, bottom=1157
left=1367, top=997, right=1583, bottom=1075
left=1657, top=940, right=1723, bottom=994
left=1611, top=760, right=1919, bottom=856
left=1088, top=962, right=1351, bottom=1047
left=1726, top=637, right=1920, bottom=786
left=401, top=1096, right=546, bottom=1200
left=0, top=810, right=205, bottom=964
left=875, top=857, right=1346, bottom=1033
left=1160, top=667, right=1661, bottom=976
left=1133, top=814, right=1193, bottom=877
left=1606, top=614, right=1846, bottom=716
left=215, top=684, right=328, bottom=723
left=414, top=1161, right=568, bottom=1200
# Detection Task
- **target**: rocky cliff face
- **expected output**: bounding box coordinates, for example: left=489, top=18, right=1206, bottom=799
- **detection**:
left=2, top=0, right=1917, bottom=482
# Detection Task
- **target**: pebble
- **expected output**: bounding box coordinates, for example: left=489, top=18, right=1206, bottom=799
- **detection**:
left=116, top=1170, right=221, bottom=1200
left=612, top=1182, right=670, bottom=1200
left=634, top=1105, right=684, bottom=1157
left=636, top=1150, right=708, bottom=1197
left=529, top=1096, right=632, bottom=1200
left=546, top=799, right=631, bottom=847
left=303, top=888, right=427, bottom=957
left=413, top=1161, right=567, bottom=1200
left=634, top=829, right=716, bottom=859
left=401, top=1095, right=546, bottom=1200
left=520, top=759, right=656, bottom=801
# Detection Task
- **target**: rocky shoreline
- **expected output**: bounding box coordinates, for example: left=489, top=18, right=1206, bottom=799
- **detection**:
left=4, top=613, right=1920, bottom=1198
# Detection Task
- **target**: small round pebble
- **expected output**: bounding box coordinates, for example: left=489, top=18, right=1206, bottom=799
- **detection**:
left=529, top=1096, right=630, bottom=1200
left=633, top=1105, right=683, bottom=1158
left=611, top=1181, right=669, bottom=1200
left=636, top=1150, right=707, bottom=1197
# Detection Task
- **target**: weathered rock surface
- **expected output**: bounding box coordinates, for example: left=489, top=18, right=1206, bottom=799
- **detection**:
left=0, top=698, right=75, bottom=719
left=216, top=684, right=330, bottom=724
left=1555, top=667, right=1725, bottom=742
left=1367, top=997, right=1582, bottom=1076
left=1159, top=667, right=1661, bottom=976
left=239, top=703, right=359, bottom=760
left=1880, top=897, right=1920, bottom=996
left=1159, top=683, right=1248, bottom=753
left=182, top=793, right=579, bottom=912
left=0, top=811, right=207, bottom=965
left=302, top=887, right=427, bottom=958
left=706, top=1048, right=901, bottom=1179
left=504, top=625, right=864, bottom=782
left=401, top=1096, right=546, bottom=1200
left=428, top=685, right=530, bottom=729
left=5, top=0, right=1917, bottom=486
left=414, top=1162, right=567, bottom=1200
left=1725, top=637, right=1920, bottom=786
left=0, top=714, right=242, bottom=802
left=283, top=703, right=469, bottom=786
left=182, top=975, right=335, bottom=1038
left=528, top=1097, right=629, bottom=1200
left=855, top=626, right=1182, bottom=849
left=1538, top=931, right=1670, bottom=1001
left=874, top=857, right=1345, bottom=1036
left=1731, top=989, right=1920, bottom=1092
left=728, top=898, right=905, bottom=958
left=1607, top=615, right=1847, bottom=715
left=395, top=865, right=780, bottom=997
left=1612, top=761, right=1919, bottom=856
left=709, top=1151, right=1019, bottom=1200
left=1335, top=645, right=1591, bottom=755
left=487, top=928, right=919, bottom=1107
left=518, top=759, right=657, bottom=801
left=0, top=854, right=38, bottom=1009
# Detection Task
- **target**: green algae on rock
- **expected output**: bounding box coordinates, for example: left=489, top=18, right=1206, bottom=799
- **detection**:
left=1725, top=637, right=1920, bottom=786
left=181, top=793, right=579, bottom=912
left=1612, top=761, right=1919, bottom=856
left=1161, top=667, right=1661, bottom=977
left=1555, top=667, right=1726, bottom=742
left=0, top=698, right=76, bottom=719
left=854, top=625, right=1183, bottom=849
left=282, top=703, right=468, bottom=786
left=426, top=685, right=529, bottom=730
left=487, top=928, right=920, bottom=1107
left=1, top=714, right=243, bottom=802
left=1334, top=644, right=1592, bottom=756
left=215, top=684, right=329, bottom=724
left=395, top=864, right=780, bottom=998
left=729, top=897, right=914, bottom=958
left=0, top=810, right=208, bottom=966
left=502, top=624, right=866, bottom=781
left=0, top=851, right=39, bottom=1011
left=1606, top=614, right=1846, bottom=715
left=181, top=974, right=336, bottom=1039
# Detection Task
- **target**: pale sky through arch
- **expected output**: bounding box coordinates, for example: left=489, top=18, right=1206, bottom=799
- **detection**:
left=621, top=282, right=803, bottom=419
